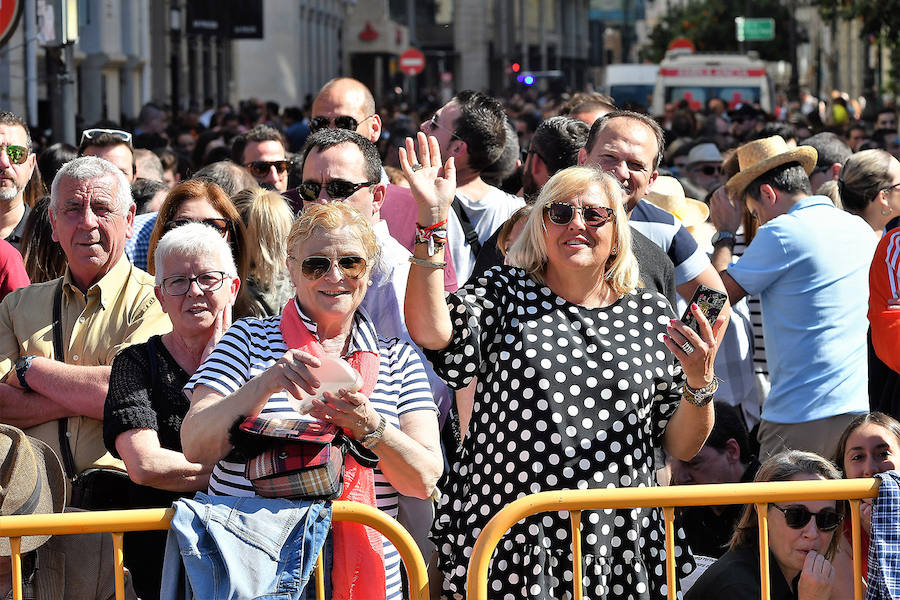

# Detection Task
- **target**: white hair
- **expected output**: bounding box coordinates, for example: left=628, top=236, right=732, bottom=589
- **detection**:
left=49, top=155, right=134, bottom=215
left=153, top=222, right=238, bottom=283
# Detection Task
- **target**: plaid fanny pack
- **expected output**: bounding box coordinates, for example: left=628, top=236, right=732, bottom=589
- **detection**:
left=237, top=416, right=378, bottom=500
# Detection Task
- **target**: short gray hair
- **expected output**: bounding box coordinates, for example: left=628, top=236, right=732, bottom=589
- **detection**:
left=50, top=156, right=135, bottom=215
left=153, top=222, right=238, bottom=284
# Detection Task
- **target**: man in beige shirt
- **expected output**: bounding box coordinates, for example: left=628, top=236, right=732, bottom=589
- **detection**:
left=0, top=155, right=170, bottom=478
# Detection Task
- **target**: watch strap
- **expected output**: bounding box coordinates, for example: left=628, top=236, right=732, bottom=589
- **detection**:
left=361, top=414, right=387, bottom=449
left=15, top=355, right=35, bottom=392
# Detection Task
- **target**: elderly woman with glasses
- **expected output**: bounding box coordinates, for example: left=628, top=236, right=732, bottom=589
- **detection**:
left=686, top=451, right=845, bottom=600
left=181, top=202, right=442, bottom=599
left=102, top=222, right=240, bottom=599
left=402, top=132, right=724, bottom=600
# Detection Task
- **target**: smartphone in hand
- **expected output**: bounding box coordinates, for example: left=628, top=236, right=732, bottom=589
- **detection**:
left=680, top=285, right=728, bottom=337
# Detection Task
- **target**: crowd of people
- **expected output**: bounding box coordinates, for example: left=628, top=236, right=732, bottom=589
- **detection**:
left=0, top=78, right=900, bottom=600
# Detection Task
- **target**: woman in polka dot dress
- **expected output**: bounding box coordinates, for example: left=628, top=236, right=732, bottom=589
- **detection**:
left=401, top=133, right=725, bottom=600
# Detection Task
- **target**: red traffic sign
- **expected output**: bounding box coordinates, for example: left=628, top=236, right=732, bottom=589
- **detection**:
left=0, top=0, right=22, bottom=48
left=668, top=37, right=695, bottom=53
left=399, top=48, right=425, bottom=76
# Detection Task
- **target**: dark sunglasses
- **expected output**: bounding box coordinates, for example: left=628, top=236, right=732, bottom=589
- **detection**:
left=294, top=255, right=368, bottom=281
left=80, top=128, right=133, bottom=145
left=697, top=165, right=722, bottom=176
left=545, top=202, right=615, bottom=228
left=245, top=160, right=290, bottom=178
left=770, top=504, right=843, bottom=532
left=297, top=180, right=378, bottom=203
left=2, top=145, right=29, bottom=165
left=309, top=114, right=373, bottom=133
left=164, top=218, right=230, bottom=238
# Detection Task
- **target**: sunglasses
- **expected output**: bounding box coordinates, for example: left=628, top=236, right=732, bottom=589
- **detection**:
left=293, top=255, right=368, bottom=281
left=523, top=146, right=547, bottom=165
left=245, top=160, right=290, bottom=178
left=309, top=114, right=374, bottom=133
left=161, top=271, right=230, bottom=296
left=80, top=128, right=133, bottom=145
left=427, top=114, right=459, bottom=139
left=1, top=145, right=29, bottom=165
left=164, top=218, right=230, bottom=238
left=297, top=180, right=378, bottom=203
left=544, top=202, right=616, bottom=228
left=697, top=165, right=722, bottom=176
left=770, top=504, right=843, bottom=532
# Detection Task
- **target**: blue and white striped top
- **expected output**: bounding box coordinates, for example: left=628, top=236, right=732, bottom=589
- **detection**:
left=186, top=304, right=437, bottom=599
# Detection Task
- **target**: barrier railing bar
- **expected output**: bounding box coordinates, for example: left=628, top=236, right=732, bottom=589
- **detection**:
left=10, top=537, right=21, bottom=600
left=663, top=506, right=676, bottom=600
left=570, top=510, right=583, bottom=600
left=850, top=499, right=863, bottom=600
left=467, top=479, right=879, bottom=600
left=0, top=501, right=429, bottom=600
left=755, top=503, right=770, bottom=600
left=112, top=532, right=125, bottom=600
left=315, top=551, right=326, bottom=600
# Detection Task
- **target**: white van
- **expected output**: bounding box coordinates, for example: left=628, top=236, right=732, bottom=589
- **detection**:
left=651, top=51, right=773, bottom=115
left=602, top=64, right=659, bottom=111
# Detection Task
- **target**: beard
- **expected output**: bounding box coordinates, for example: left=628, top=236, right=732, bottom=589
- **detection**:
left=0, top=183, right=20, bottom=203
left=522, top=168, right=540, bottom=199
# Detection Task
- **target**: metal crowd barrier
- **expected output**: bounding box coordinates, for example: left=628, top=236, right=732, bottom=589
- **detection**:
left=467, top=479, right=881, bottom=600
left=0, top=501, right=429, bottom=600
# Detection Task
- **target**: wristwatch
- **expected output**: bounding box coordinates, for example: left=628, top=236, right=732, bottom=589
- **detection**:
left=683, top=378, right=719, bottom=407
left=361, top=414, right=387, bottom=449
left=711, top=231, right=736, bottom=247
left=14, top=355, right=36, bottom=392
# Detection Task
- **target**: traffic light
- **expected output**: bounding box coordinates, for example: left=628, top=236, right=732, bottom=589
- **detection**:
left=511, top=62, right=521, bottom=73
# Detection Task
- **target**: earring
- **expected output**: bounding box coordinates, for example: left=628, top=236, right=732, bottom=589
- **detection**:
left=882, top=207, right=894, bottom=217
left=611, top=245, right=618, bottom=255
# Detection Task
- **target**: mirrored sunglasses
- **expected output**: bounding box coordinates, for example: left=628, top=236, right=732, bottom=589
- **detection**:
left=297, top=180, right=378, bottom=203
left=544, top=202, right=615, bottom=228
left=2, top=145, right=29, bottom=165
left=80, top=128, right=133, bottom=145
left=245, top=160, right=290, bottom=178
left=770, top=504, right=843, bottom=532
left=164, top=218, right=230, bottom=238
left=310, top=115, right=361, bottom=133
left=296, top=255, right=368, bottom=281
left=161, top=271, right=229, bottom=296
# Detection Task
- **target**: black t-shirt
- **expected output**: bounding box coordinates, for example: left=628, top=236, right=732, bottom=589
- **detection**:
left=686, top=544, right=798, bottom=600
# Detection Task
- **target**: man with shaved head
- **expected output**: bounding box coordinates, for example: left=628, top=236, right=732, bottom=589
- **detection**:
left=310, top=77, right=383, bottom=144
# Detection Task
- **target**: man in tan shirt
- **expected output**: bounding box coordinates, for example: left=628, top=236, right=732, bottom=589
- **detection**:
left=0, top=155, right=170, bottom=479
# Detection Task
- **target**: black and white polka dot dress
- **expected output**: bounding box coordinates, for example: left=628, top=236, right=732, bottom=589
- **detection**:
left=427, top=266, right=695, bottom=600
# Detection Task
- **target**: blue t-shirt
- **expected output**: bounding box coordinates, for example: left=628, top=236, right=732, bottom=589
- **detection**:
left=630, top=199, right=710, bottom=286
left=726, top=196, right=875, bottom=423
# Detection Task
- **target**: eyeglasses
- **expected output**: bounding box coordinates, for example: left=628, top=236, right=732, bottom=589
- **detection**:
left=164, top=218, right=230, bottom=238
left=769, top=504, right=843, bottom=532
left=161, top=270, right=230, bottom=296
left=297, top=180, right=379, bottom=203
left=883, top=181, right=900, bottom=194
left=309, top=114, right=374, bottom=133
left=523, top=147, right=547, bottom=165
left=291, top=255, right=368, bottom=281
left=544, top=202, right=616, bottom=228
left=426, top=114, right=459, bottom=139
left=245, top=160, right=290, bottom=178
left=79, top=128, right=133, bottom=146
left=1, top=145, right=29, bottom=165
left=696, top=165, right=722, bottom=176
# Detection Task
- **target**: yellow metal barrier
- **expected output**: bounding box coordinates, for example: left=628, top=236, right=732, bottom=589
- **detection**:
left=0, top=501, right=429, bottom=600
left=467, top=479, right=880, bottom=600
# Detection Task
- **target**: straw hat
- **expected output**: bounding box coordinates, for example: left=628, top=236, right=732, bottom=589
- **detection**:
left=0, top=424, right=67, bottom=555
left=645, top=176, right=710, bottom=227
left=725, top=135, right=817, bottom=198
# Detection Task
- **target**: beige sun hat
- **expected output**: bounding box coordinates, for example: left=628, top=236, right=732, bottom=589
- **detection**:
left=725, top=135, right=817, bottom=198
left=645, top=176, right=710, bottom=227
left=0, top=424, right=67, bottom=555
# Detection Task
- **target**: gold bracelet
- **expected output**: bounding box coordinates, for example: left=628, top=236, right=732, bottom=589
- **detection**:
left=409, top=256, right=447, bottom=269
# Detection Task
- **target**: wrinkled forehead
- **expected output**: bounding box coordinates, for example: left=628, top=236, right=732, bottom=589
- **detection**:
left=313, top=90, right=368, bottom=121
left=302, top=143, right=368, bottom=181
left=58, top=174, right=121, bottom=207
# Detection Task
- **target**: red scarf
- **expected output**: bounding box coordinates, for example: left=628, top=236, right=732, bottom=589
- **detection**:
left=280, top=299, right=386, bottom=600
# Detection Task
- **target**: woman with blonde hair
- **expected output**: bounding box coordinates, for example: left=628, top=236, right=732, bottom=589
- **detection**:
left=231, top=187, right=295, bottom=316
left=403, top=131, right=724, bottom=599
left=838, top=149, right=900, bottom=236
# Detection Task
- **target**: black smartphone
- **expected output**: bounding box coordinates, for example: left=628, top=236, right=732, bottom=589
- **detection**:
left=680, top=284, right=727, bottom=336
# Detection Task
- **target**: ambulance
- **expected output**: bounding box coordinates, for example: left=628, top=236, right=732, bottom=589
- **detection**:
left=650, top=51, right=773, bottom=115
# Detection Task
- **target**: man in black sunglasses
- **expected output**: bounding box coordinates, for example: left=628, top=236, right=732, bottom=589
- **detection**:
left=231, top=125, right=289, bottom=192
left=311, top=78, right=383, bottom=144
left=0, top=111, right=35, bottom=249
left=682, top=142, right=725, bottom=199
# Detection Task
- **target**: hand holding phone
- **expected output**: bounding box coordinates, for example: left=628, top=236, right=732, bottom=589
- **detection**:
left=680, top=285, right=728, bottom=346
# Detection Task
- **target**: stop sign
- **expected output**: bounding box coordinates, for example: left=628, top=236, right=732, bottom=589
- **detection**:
left=399, top=48, right=425, bottom=76
left=0, top=0, right=22, bottom=47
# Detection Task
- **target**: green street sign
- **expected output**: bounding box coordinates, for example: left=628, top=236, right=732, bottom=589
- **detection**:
left=735, top=17, right=775, bottom=42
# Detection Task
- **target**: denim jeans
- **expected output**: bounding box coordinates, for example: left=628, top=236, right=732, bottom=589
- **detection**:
left=160, top=493, right=331, bottom=600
